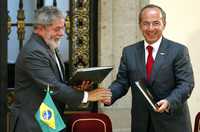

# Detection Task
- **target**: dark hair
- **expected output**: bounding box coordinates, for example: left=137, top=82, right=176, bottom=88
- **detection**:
left=139, top=4, right=166, bottom=24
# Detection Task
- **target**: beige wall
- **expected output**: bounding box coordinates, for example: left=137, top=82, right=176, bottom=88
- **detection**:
left=150, top=0, right=200, bottom=125
left=98, top=1, right=145, bottom=131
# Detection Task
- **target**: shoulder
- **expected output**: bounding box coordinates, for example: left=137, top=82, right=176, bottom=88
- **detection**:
left=21, top=35, right=49, bottom=57
left=123, top=40, right=144, bottom=52
left=163, top=38, right=188, bottom=50
left=16, top=37, right=52, bottom=67
left=163, top=38, right=190, bottom=59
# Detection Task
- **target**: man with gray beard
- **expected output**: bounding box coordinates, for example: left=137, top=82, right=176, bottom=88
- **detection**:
left=10, top=6, right=111, bottom=132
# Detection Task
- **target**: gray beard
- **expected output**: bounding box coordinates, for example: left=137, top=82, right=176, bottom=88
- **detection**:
left=46, top=39, right=61, bottom=50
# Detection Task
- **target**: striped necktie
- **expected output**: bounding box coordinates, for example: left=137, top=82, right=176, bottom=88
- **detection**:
left=54, top=51, right=64, bottom=80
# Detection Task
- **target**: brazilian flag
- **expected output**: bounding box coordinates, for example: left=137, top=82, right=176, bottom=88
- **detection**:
left=35, top=86, right=66, bottom=132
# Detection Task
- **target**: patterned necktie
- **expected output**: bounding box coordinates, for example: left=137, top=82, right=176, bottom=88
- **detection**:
left=146, top=46, right=154, bottom=80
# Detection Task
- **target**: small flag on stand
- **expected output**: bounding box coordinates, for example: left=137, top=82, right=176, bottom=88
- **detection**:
left=35, top=85, right=66, bottom=132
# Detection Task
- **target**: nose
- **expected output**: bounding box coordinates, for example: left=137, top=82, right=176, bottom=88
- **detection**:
left=58, top=28, right=65, bottom=37
left=148, top=23, right=154, bottom=30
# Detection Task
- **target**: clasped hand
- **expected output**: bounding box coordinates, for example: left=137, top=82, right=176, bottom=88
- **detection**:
left=73, top=81, right=112, bottom=102
left=155, top=99, right=170, bottom=113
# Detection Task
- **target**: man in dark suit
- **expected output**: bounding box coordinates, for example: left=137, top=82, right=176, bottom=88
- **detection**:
left=104, top=4, right=194, bottom=132
left=10, top=6, right=111, bottom=132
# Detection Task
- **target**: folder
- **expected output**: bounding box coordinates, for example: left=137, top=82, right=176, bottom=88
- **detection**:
left=135, top=80, right=159, bottom=110
left=69, top=66, right=113, bottom=85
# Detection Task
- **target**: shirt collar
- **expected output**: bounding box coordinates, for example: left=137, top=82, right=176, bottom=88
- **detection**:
left=144, top=36, right=162, bottom=52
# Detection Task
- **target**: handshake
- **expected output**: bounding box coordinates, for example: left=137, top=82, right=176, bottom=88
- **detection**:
left=73, top=81, right=112, bottom=105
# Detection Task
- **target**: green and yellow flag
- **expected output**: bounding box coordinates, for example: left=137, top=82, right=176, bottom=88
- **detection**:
left=35, top=86, right=66, bottom=132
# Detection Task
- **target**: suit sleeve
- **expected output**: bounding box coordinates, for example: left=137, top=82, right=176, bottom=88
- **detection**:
left=23, top=49, right=84, bottom=107
left=109, top=48, right=131, bottom=104
left=166, top=46, right=194, bottom=112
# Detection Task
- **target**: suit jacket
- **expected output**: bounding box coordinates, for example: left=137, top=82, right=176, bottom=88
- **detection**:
left=109, top=37, right=194, bottom=132
left=10, top=33, right=84, bottom=132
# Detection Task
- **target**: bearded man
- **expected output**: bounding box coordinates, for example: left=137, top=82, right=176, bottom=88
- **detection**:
left=10, top=6, right=111, bottom=132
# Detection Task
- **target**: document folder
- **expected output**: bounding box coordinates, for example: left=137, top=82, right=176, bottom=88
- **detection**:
left=135, top=80, right=159, bottom=110
left=69, top=66, right=113, bottom=85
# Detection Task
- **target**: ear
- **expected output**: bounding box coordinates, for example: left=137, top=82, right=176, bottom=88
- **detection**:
left=34, top=25, right=45, bottom=35
left=162, top=18, right=166, bottom=27
left=163, top=21, right=166, bottom=29
left=36, top=25, right=45, bottom=31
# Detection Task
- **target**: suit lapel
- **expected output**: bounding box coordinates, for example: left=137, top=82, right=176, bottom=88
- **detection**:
left=47, top=49, right=61, bottom=77
left=55, top=48, right=65, bottom=76
left=150, top=38, right=169, bottom=83
left=136, top=41, right=146, bottom=80
left=32, top=33, right=64, bottom=80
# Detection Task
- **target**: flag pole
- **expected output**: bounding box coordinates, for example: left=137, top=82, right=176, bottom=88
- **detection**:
left=47, top=84, right=49, bottom=92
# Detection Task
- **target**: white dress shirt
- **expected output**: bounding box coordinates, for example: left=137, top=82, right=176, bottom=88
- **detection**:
left=144, top=36, right=162, bottom=64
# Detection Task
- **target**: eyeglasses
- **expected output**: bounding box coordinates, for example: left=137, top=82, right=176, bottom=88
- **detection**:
left=52, top=26, right=65, bottom=32
left=140, top=18, right=164, bottom=28
left=141, top=21, right=161, bottom=27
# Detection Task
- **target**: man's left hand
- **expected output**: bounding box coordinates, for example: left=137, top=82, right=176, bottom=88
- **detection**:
left=155, top=99, right=170, bottom=113
left=73, top=81, right=93, bottom=91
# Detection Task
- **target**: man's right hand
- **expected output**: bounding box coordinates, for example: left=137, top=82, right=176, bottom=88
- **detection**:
left=88, top=88, right=112, bottom=102
left=101, top=99, right=112, bottom=105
